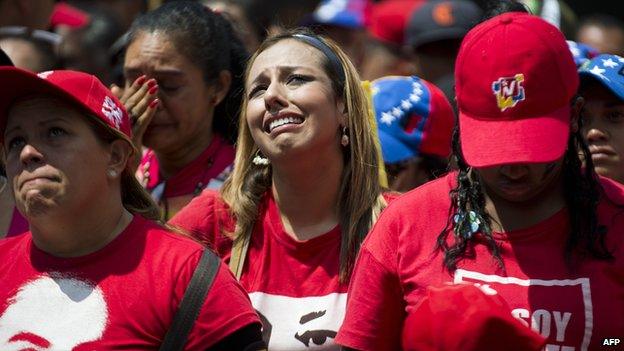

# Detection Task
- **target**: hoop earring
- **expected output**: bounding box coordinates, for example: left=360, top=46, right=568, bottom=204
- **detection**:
left=341, top=126, right=349, bottom=147
left=252, top=149, right=270, bottom=166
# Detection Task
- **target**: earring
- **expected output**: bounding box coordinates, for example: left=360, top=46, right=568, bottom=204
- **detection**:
left=341, top=126, right=350, bottom=147
left=252, top=149, right=270, bottom=166
left=107, top=169, right=118, bottom=178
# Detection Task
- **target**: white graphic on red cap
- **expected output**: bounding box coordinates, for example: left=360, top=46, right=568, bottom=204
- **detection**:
left=101, top=96, right=123, bottom=129
left=492, top=74, right=526, bottom=111
left=0, top=275, right=108, bottom=350
left=37, top=71, right=54, bottom=79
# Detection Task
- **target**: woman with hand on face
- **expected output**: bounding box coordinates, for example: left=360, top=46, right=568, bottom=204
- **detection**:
left=0, top=68, right=265, bottom=350
left=170, top=30, right=392, bottom=350
left=115, top=1, right=247, bottom=220
left=337, top=13, right=624, bottom=351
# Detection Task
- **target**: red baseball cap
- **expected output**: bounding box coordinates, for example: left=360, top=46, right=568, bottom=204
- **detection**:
left=402, top=284, right=546, bottom=351
left=49, top=3, right=90, bottom=29
left=0, top=67, right=131, bottom=143
left=366, top=0, right=425, bottom=46
left=455, top=12, right=579, bottom=167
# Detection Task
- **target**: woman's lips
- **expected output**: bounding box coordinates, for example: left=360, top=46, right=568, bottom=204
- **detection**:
left=589, top=146, right=617, bottom=163
left=19, top=176, right=56, bottom=190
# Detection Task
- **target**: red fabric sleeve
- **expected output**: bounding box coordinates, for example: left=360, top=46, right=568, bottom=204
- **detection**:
left=336, top=203, right=407, bottom=351
left=179, top=251, right=261, bottom=350
left=169, top=190, right=233, bottom=251
left=336, top=249, right=405, bottom=351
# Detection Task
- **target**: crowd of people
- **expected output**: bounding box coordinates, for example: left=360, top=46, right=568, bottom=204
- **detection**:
left=0, top=0, right=622, bottom=350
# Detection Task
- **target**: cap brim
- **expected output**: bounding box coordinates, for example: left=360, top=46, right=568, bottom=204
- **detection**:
left=579, top=71, right=624, bottom=102
left=0, top=68, right=90, bottom=141
left=408, top=27, right=467, bottom=49
left=459, top=105, right=570, bottom=167
left=379, top=129, right=417, bottom=164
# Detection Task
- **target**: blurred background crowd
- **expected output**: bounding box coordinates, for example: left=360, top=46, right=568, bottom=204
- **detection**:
left=2, top=0, right=623, bottom=87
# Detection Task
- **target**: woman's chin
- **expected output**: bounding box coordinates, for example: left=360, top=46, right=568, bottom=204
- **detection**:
left=18, top=193, right=58, bottom=218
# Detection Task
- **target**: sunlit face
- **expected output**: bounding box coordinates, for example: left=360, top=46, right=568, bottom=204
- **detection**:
left=477, top=160, right=564, bottom=204
left=124, top=31, right=216, bottom=155
left=581, top=83, right=624, bottom=183
left=245, top=39, right=344, bottom=163
left=3, top=97, right=113, bottom=219
left=577, top=24, right=624, bottom=57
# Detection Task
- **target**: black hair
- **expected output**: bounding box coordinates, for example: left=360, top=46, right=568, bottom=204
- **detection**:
left=481, top=0, right=530, bottom=21
left=127, top=1, right=249, bottom=144
left=0, top=34, right=59, bottom=72
left=0, top=48, right=12, bottom=66
left=436, top=103, right=613, bottom=273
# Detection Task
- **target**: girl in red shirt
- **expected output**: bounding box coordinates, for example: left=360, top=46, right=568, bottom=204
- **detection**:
left=337, top=13, right=624, bottom=351
left=171, top=29, right=391, bottom=350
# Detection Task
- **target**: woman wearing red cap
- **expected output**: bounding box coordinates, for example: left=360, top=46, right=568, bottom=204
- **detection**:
left=115, top=1, right=247, bottom=220
left=337, top=12, right=624, bottom=351
left=170, top=29, right=392, bottom=350
left=0, top=68, right=264, bottom=350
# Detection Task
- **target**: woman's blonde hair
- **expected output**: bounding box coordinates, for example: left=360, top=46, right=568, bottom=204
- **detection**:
left=221, top=28, right=386, bottom=282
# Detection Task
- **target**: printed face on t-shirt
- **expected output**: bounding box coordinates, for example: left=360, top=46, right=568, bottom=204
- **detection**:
left=249, top=292, right=346, bottom=350
left=0, top=275, right=108, bottom=350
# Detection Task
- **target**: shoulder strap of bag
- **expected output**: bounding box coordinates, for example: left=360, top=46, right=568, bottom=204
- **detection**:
left=160, top=249, right=221, bottom=351
left=228, top=230, right=251, bottom=280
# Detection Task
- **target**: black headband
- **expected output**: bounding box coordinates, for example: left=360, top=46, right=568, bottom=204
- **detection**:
left=292, top=34, right=346, bottom=85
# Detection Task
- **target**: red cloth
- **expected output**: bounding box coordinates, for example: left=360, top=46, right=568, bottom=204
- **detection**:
left=336, top=172, right=624, bottom=351
left=455, top=13, right=579, bottom=167
left=0, top=215, right=259, bottom=349
left=6, top=207, right=28, bottom=237
left=366, top=0, right=425, bottom=46
left=170, top=190, right=398, bottom=350
left=0, top=69, right=131, bottom=142
left=50, top=3, right=89, bottom=29
left=403, top=284, right=545, bottom=351
left=139, top=134, right=235, bottom=198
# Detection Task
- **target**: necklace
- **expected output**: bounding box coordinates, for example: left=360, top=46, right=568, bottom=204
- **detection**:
left=141, top=137, right=230, bottom=219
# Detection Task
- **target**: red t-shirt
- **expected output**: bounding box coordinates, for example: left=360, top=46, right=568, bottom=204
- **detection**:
left=170, top=190, right=396, bottom=350
left=6, top=207, right=28, bottom=237
left=0, top=215, right=260, bottom=350
left=336, top=172, right=624, bottom=351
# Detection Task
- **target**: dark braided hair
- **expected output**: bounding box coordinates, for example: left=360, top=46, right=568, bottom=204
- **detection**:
left=436, top=101, right=613, bottom=273
left=436, top=124, right=502, bottom=272
left=127, top=1, right=248, bottom=144
left=562, top=109, right=613, bottom=266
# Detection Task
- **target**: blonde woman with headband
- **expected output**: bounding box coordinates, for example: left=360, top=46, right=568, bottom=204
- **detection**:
left=171, top=29, right=395, bottom=350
